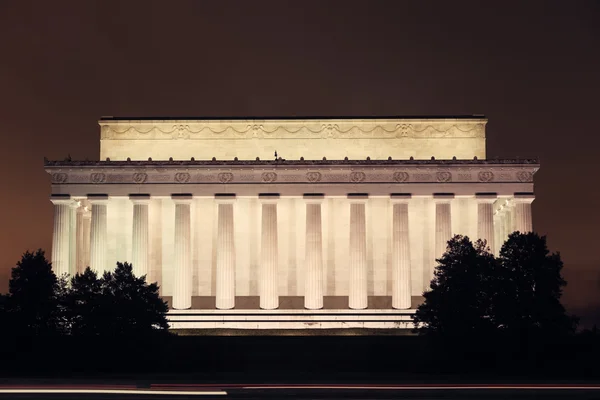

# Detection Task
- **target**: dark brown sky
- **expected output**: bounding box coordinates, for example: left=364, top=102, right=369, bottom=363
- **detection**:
left=0, top=1, right=598, bottom=325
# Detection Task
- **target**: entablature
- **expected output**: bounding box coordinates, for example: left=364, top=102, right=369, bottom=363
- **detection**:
left=45, top=158, right=539, bottom=186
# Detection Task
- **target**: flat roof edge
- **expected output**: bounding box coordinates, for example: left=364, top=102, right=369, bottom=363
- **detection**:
left=99, top=115, right=488, bottom=122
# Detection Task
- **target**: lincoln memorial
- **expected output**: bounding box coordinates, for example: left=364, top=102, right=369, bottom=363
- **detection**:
left=45, top=116, right=538, bottom=330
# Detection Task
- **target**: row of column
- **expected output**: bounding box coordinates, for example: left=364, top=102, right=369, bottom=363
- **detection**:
left=51, top=192, right=534, bottom=310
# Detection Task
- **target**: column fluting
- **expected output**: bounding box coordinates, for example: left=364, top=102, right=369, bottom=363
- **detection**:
left=259, top=194, right=279, bottom=310
left=76, top=205, right=85, bottom=274
left=514, top=194, right=535, bottom=233
left=494, top=207, right=506, bottom=255
left=50, top=195, right=72, bottom=277
left=434, top=194, right=454, bottom=259
left=304, top=194, right=324, bottom=310
left=476, top=193, right=497, bottom=254
left=348, top=194, right=368, bottom=310
left=391, top=194, right=412, bottom=310
left=82, top=207, right=91, bottom=271
left=172, top=194, right=192, bottom=310
left=68, top=201, right=79, bottom=276
left=130, top=194, right=151, bottom=279
left=216, top=194, right=236, bottom=310
left=88, top=195, right=109, bottom=274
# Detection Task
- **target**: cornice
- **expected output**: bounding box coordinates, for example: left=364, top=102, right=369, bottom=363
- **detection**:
left=44, top=158, right=539, bottom=167
left=98, top=118, right=488, bottom=140
left=45, top=159, right=539, bottom=186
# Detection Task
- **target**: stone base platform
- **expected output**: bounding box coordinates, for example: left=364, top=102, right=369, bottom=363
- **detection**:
left=167, top=308, right=417, bottom=330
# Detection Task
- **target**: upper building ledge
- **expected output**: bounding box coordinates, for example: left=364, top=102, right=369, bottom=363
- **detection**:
left=99, top=115, right=487, bottom=122
left=44, top=157, right=539, bottom=167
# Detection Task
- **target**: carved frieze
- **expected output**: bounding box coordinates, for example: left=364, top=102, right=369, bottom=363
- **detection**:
left=413, top=173, right=433, bottom=181
left=306, top=172, right=322, bottom=183
left=107, top=174, right=127, bottom=183
left=517, top=171, right=533, bottom=182
left=349, top=172, right=366, bottom=183
left=261, top=172, right=277, bottom=183
left=99, top=119, right=487, bottom=140
left=393, top=171, right=409, bottom=182
left=133, top=173, right=148, bottom=184
left=478, top=171, right=494, bottom=182
left=436, top=172, right=452, bottom=183
left=218, top=172, right=233, bottom=183
left=51, top=173, right=67, bottom=184
left=90, top=173, right=106, bottom=183
left=174, top=173, right=190, bottom=183
left=46, top=162, right=538, bottom=186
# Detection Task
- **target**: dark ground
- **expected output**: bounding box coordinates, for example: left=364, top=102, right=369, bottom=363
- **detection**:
left=2, top=333, right=600, bottom=382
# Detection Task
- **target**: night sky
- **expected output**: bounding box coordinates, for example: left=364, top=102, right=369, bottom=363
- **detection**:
left=0, top=1, right=598, bottom=326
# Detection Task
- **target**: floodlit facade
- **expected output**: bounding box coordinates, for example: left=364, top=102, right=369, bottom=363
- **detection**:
left=45, top=116, right=538, bottom=330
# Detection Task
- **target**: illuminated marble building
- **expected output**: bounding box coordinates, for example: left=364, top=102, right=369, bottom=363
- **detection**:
left=45, top=116, right=538, bottom=330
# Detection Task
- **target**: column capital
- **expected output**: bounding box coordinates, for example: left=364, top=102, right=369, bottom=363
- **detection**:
left=50, top=194, right=71, bottom=206
left=130, top=194, right=151, bottom=205
left=87, top=194, right=109, bottom=205
left=494, top=198, right=511, bottom=214
left=390, top=193, right=411, bottom=204
left=475, top=193, right=498, bottom=203
left=172, top=193, right=193, bottom=205
left=347, top=193, right=368, bottom=204
left=215, top=193, right=236, bottom=204
left=514, top=192, right=535, bottom=204
left=259, top=193, right=280, bottom=204
left=433, top=193, right=454, bottom=203
left=303, top=194, right=324, bottom=204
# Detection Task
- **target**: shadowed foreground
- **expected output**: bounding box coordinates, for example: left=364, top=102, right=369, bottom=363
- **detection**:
left=2, top=334, right=600, bottom=382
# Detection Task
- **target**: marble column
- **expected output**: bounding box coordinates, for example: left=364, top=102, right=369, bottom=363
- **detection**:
left=216, top=194, right=236, bottom=310
left=88, top=195, right=109, bottom=274
left=348, top=194, right=368, bottom=310
left=304, top=194, right=324, bottom=310
left=259, top=194, right=279, bottom=310
left=82, top=207, right=91, bottom=270
left=172, top=194, right=192, bottom=310
left=476, top=193, right=497, bottom=254
left=391, top=194, right=412, bottom=310
left=494, top=208, right=505, bottom=255
left=434, top=194, right=454, bottom=259
left=50, top=195, right=72, bottom=277
left=68, top=201, right=79, bottom=276
left=130, top=194, right=151, bottom=279
left=504, top=199, right=515, bottom=238
left=514, top=193, right=535, bottom=233
left=76, top=205, right=85, bottom=274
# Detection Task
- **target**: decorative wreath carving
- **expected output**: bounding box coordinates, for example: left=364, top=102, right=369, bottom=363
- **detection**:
left=261, top=172, right=277, bottom=183
left=174, top=172, right=190, bottom=183
left=349, top=171, right=366, bottom=183
left=393, top=171, right=409, bottom=182
left=51, top=173, right=67, bottom=184
left=90, top=173, right=106, bottom=183
left=436, top=171, right=452, bottom=183
left=218, top=172, right=233, bottom=183
left=132, top=173, right=147, bottom=184
left=478, top=171, right=494, bottom=182
left=516, top=171, right=533, bottom=182
left=306, top=172, right=322, bottom=182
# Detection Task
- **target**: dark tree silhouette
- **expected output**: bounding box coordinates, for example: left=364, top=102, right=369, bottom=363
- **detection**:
left=64, top=267, right=103, bottom=336
left=493, top=232, right=577, bottom=338
left=95, top=262, right=169, bottom=337
left=5, top=250, right=66, bottom=336
left=413, top=235, right=496, bottom=339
